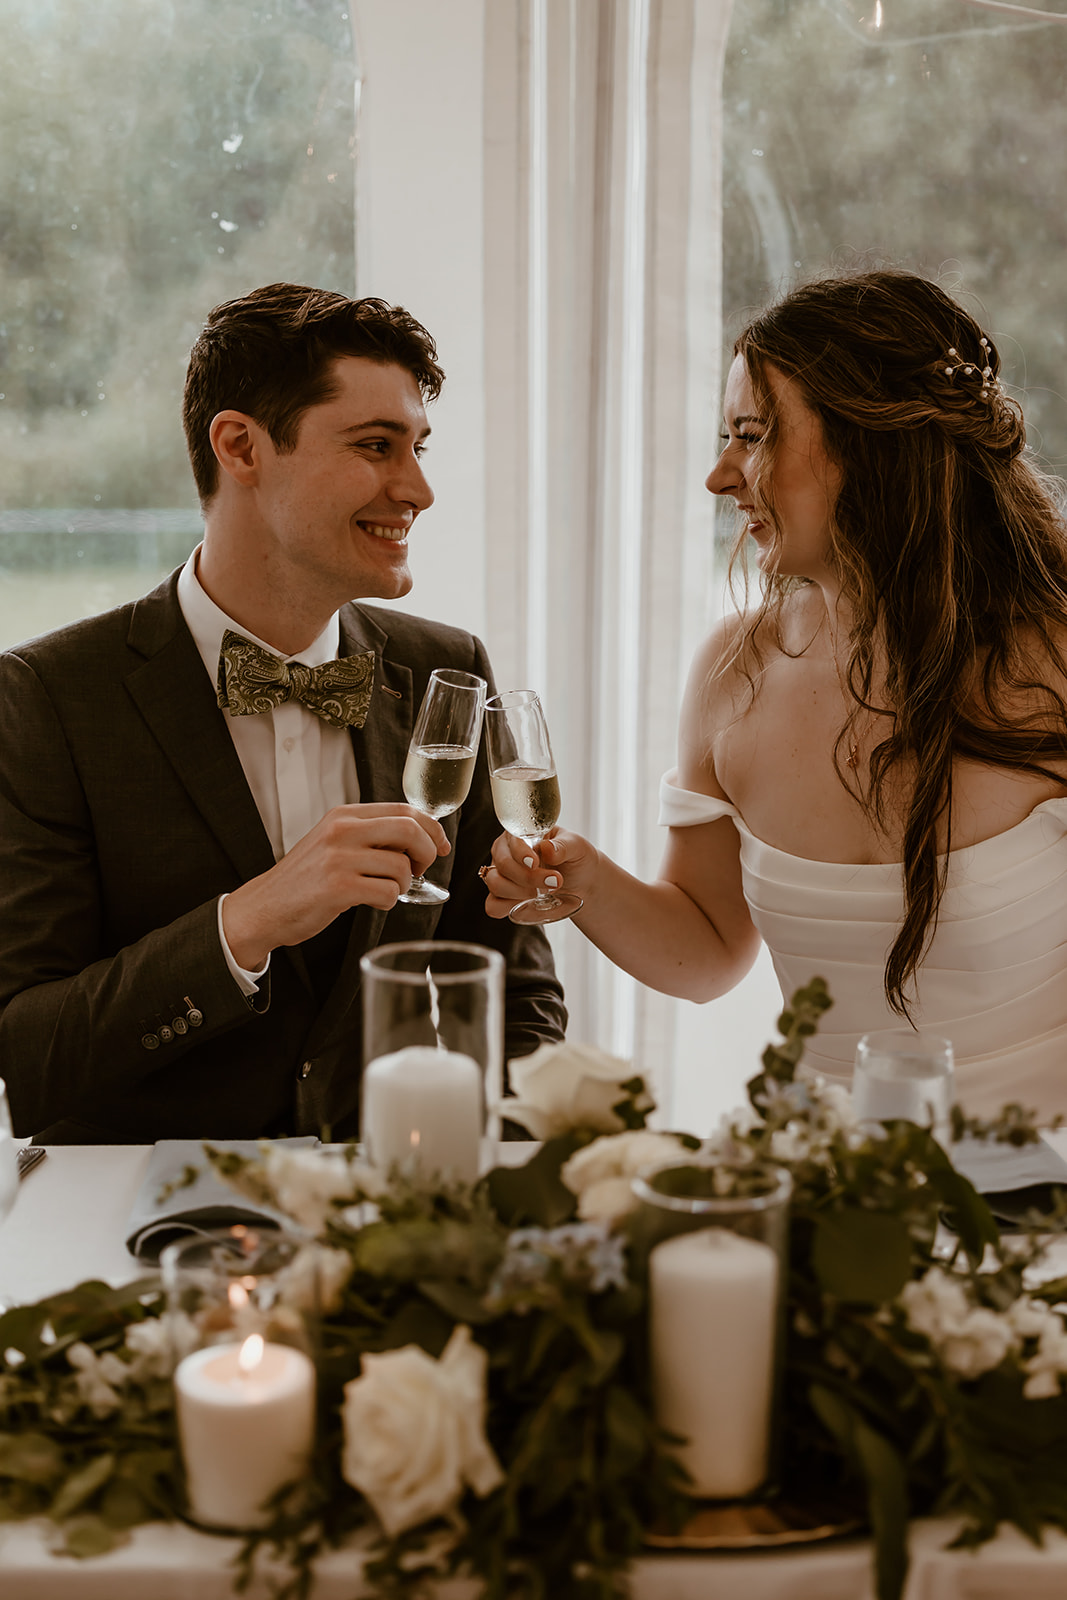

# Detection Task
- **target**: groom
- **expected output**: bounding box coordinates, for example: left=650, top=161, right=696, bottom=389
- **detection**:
left=0, top=283, right=565, bottom=1143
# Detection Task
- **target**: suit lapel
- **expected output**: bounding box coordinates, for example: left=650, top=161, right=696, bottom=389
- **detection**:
left=124, top=577, right=275, bottom=883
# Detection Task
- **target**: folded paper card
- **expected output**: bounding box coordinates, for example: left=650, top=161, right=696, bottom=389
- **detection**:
left=952, top=1134, right=1067, bottom=1227
left=124, top=1138, right=318, bottom=1261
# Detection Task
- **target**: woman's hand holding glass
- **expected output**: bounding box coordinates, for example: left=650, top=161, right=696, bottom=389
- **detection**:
left=482, top=826, right=599, bottom=922
left=481, top=690, right=598, bottom=924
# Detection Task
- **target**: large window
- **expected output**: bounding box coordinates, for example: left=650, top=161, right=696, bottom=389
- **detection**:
left=0, top=0, right=357, bottom=646
left=721, top=0, right=1067, bottom=469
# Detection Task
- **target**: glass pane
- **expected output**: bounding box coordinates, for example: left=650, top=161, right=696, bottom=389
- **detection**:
left=0, top=0, right=356, bottom=645
left=722, top=0, right=1067, bottom=472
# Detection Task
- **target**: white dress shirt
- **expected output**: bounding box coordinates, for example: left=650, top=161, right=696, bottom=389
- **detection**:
left=177, top=547, right=362, bottom=990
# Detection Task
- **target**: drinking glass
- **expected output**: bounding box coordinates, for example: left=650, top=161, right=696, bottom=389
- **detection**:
left=360, top=941, right=504, bottom=1183
left=852, top=1028, right=955, bottom=1145
left=631, top=1160, right=792, bottom=1501
left=399, top=667, right=486, bottom=905
left=483, top=689, right=582, bottom=924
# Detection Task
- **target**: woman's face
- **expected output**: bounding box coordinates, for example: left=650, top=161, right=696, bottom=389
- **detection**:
left=706, top=355, right=841, bottom=585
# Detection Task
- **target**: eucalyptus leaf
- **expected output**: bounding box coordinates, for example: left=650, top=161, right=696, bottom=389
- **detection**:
left=49, top=1453, right=115, bottom=1522
left=55, top=1511, right=128, bottom=1560
left=484, top=1135, right=584, bottom=1228
left=926, top=1165, right=1000, bottom=1262
left=378, top=1297, right=455, bottom=1358
left=811, top=1209, right=912, bottom=1303
left=810, top=1385, right=909, bottom=1600
left=417, top=1277, right=493, bottom=1326
left=0, top=1431, right=66, bottom=1487
left=603, top=1385, right=651, bottom=1479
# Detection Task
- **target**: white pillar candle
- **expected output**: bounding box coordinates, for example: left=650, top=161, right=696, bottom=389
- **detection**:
left=174, top=1336, right=315, bottom=1530
left=649, top=1227, right=778, bottom=1499
left=362, top=1046, right=482, bottom=1182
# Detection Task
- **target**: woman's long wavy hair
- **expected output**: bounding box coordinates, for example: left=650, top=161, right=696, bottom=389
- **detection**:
left=728, top=270, right=1067, bottom=1015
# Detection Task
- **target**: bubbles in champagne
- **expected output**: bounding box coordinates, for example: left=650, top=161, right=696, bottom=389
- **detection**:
left=403, top=744, right=477, bottom=818
left=490, top=765, right=561, bottom=842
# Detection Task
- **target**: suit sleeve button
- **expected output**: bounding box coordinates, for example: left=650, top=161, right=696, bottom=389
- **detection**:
left=141, top=1033, right=160, bottom=1051
left=158, top=1024, right=174, bottom=1044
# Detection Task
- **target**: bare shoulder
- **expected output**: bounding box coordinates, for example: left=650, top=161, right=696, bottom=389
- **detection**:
left=676, top=611, right=763, bottom=794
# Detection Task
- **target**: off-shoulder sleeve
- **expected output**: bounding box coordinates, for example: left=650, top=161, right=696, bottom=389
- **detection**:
left=658, top=769, right=740, bottom=828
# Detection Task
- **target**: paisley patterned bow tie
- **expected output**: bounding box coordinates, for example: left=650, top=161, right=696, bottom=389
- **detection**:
left=216, top=629, right=376, bottom=729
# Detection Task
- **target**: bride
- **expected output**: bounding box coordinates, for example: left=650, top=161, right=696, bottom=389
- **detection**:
left=483, top=270, right=1067, bottom=1116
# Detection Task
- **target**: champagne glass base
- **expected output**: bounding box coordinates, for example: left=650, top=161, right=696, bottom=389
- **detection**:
left=508, top=890, right=583, bottom=925
left=398, top=879, right=450, bottom=906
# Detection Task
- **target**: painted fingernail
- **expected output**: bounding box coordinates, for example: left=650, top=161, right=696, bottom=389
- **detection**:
left=523, top=856, right=536, bottom=868
left=545, top=875, right=560, bottom=889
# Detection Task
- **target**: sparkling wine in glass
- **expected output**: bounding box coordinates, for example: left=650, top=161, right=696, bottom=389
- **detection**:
left=399, top=668, right=486, bottom=905
left=484, top=689, right=583, bottom=925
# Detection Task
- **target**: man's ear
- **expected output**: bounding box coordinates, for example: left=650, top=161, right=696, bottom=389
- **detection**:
left=210, top=411, right=266, bottom=488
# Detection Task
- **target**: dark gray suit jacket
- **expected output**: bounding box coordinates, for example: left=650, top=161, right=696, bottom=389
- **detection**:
left=0, top=572, right=565, bottom=1142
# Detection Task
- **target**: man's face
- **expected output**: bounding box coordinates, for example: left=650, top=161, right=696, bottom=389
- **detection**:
left=250, top=356, right=434, bottom=609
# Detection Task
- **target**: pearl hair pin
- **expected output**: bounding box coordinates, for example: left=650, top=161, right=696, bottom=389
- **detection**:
left=942, top=336, right=1001, bottom=400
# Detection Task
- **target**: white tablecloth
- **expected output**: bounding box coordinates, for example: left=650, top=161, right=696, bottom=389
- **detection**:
left=3, top=1145, right=1067, bottom=1598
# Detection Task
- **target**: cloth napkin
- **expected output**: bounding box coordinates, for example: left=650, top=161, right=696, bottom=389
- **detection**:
left=951, top=1135, right=1067, bottom=1227
left=124, top=1138, right=317, bottom=1262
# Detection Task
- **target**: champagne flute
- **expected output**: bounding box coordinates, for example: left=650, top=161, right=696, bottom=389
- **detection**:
left=484, top=689, right=583, bottom=924
left=399, top=668, right=486, bottom=905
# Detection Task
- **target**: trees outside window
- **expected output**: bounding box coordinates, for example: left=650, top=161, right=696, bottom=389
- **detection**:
left=0, top=0, right=356, bottom=645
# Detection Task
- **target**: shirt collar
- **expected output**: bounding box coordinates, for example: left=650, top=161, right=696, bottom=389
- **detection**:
left=177, top=545, right=341, bottom=684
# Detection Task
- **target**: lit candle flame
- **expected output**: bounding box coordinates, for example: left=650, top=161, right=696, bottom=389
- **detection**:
left=410, top=1128, right=421, bottom=1148
left=228, top=1282, right=249, bottom=1310
left=237, top=1333, right=264, bottom=1375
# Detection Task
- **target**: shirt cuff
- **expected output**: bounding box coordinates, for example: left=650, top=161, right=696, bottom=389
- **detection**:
left=217, top=894, right=270, bottom=996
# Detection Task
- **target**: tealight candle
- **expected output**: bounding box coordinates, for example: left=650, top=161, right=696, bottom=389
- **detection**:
left=649, top=1227, right=778, bottom=1499
left=174, top=1334, right=316, bottom=1529
left=362, top=1045, right=482, bottom=1182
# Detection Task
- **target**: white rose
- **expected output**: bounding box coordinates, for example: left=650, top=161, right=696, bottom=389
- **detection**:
left=505, top=1043, right=647, bottom=1140
left=264, top=1147, right=380, bottom=1231
left=341, top=1325, right=504, bottom=1538
left=561, top=1130, right=690, bottom=1221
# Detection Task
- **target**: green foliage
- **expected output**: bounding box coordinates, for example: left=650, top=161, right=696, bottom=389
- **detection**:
left=0, top=0, right=357, bottom=511
left=4, top=981, right=1067, bottom=1600
left=0, top=1277, right=180, bottom=1554
left=723, top=0, right=1067, bottom=471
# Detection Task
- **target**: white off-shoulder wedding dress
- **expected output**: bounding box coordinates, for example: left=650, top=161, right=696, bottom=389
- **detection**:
left=660, top=774, right=1067, bottom=1117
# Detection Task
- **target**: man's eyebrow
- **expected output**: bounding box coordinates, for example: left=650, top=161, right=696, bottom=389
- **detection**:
left=339, top=418, right=432, bottom=438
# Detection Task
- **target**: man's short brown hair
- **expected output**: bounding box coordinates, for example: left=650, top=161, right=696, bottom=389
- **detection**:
left=182, top=282, right=445, bottom=504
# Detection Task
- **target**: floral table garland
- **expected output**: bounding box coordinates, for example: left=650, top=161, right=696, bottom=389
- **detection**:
left=2, top=979, right=1067, bottom=1600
